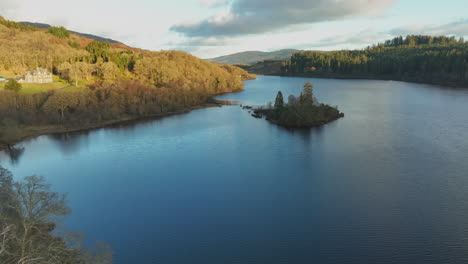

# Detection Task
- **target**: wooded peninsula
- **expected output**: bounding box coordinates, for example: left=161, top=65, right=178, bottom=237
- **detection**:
left=0, top=17, right=254, bottom=148
left=240, top=35, right=468, bottom=88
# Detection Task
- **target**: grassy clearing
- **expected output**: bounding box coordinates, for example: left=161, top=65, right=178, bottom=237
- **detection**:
left=0, top=81, right=70, bottom=94
left=0, top=75, right=88, bottom=94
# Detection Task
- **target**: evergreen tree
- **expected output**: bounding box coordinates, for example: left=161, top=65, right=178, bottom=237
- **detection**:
left=274, top=91, right=284, bottom=109
left=86, top=41, right=111, bottom=63
left=301, top=81, right=313, bottom=105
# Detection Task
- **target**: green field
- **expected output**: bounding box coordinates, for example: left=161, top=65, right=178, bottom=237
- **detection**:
left=0, top=81, right=71, bottom=94
left=0, top=75, right=89, bottom=93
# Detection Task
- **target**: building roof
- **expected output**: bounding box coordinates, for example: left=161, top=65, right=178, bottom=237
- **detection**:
left=25, top=68, right=51, bottom=75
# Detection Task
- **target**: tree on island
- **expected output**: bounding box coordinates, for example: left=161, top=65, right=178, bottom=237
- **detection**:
left=274, top=91, right=284, bottom=109
left=4, top=79, right=22, bottom=92
left=300, top=81, right=313, bottom=105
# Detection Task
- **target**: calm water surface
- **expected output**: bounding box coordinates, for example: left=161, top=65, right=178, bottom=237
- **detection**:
left=2, top=76, right=468, bottom=263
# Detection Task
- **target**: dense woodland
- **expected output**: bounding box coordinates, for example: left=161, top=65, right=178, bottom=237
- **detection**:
left=0, top=17, right=253, bottom=145
left=281, top=36, right=468, bottom=87
left=0, top=166, right=112, bottom=263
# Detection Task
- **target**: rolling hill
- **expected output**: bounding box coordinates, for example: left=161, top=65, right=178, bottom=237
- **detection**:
left=207, top=49, right=301, bottom=65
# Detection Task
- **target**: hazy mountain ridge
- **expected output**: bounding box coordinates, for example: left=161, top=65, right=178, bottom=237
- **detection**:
left=207, top=49, right=301, bottom=65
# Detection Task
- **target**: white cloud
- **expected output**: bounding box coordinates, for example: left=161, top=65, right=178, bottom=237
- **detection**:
left=311, top=31, right=390, bottom=47
left=0, top=0, right=21, bottom=17
left=199, top=0, right=230, bottom=8
left=167, top=37, right=234, bottom=47
left=390, top=19, right=468, bottom=37
left=172, top=0, right=396, bottom=37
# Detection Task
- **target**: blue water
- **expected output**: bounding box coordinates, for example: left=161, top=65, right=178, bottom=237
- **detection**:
left=2, top=76, right=468, bottom=263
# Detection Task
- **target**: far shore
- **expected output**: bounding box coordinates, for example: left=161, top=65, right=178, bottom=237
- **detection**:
left=0, top=99, right=240, bottom=152
left=254, top=72, right=468, bottom=89
left=240, top=62, right=468, bottom=89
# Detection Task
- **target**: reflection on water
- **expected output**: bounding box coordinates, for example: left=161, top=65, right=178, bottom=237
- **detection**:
left=48, top=131, right=91, bottom=156
left=275, top=125, right=325, bottom=145
left=0, top=145, right=25, bottom=164
left=2, top=76, right=468, bottom=264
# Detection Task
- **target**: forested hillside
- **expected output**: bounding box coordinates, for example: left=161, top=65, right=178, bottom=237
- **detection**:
left=0, top=17, right=253, bottom=146
left=281, top=36, right=468, bottom=87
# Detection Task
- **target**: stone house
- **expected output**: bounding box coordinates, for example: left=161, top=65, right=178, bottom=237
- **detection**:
left=19, top=68, right=53, bottom=83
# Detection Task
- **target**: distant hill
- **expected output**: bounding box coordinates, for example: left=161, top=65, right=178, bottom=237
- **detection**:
left=207, top=49, right=301, bottom=65
left=281, top=35, right=468, bottom=88
left=19, top=21, right=121, bottom=44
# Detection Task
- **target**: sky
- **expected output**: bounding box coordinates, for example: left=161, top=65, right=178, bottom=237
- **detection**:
left=1, top=0, right=467, bottom=58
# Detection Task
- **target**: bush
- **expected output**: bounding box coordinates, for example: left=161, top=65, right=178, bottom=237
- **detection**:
left=4, top=79, right=22, bottom=92
left=47, top=26, right=70, bottom=39
left=68, top=40, right=80, bottom=49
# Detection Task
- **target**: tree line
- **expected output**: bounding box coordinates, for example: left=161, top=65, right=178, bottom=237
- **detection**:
left=281, top=35, right=468, bottom=87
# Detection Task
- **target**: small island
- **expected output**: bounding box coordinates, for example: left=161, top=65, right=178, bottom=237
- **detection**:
left=248, top=81, right=344, bottom=128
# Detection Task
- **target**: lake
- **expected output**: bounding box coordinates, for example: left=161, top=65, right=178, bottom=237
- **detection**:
left=2, top=76, right=468, bottom=263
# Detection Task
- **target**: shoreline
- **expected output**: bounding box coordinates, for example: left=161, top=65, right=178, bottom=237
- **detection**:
left=240, top=62, right=468, bottom=89
left=265, top=112, right=344, bottom=128
left=254, top=72, right=468, bottom=89
left=0, top=100, right=238, bottom=151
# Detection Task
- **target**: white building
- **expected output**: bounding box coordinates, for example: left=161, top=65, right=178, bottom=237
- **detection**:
left=0, top=76, right=5, bottom=82
left=19, top=68, right=53, bottom=84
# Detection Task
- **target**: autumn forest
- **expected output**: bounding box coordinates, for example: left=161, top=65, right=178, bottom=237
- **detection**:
left=0, top=17, right=253, bottom=146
